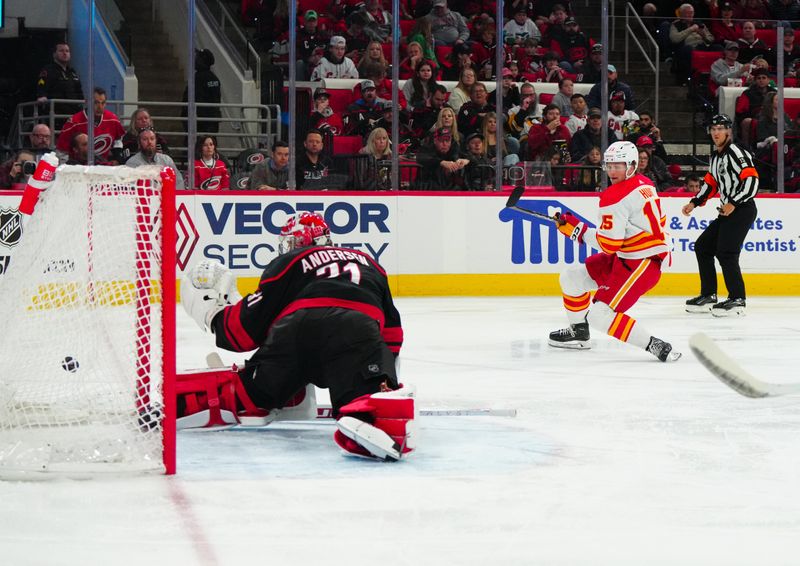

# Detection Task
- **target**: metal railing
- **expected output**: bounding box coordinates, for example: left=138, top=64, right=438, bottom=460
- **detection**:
left=10, top=98, right=280, bottom=167
left=200, top=0, right=262, bottom=88
left=624, top=2, right=660, bottom=123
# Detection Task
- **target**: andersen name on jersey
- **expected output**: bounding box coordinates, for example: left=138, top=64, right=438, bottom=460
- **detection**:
left=210, top=246, right=403, bottom=354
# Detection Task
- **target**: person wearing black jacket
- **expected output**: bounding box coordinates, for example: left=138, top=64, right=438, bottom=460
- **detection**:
left=36, top=42, right=84, bottom=126
left=415, top=127, right=470, bottom=189
left=683, top=114, right=759, bottom=317
left=183, top=49, right=222, bottom=134
left=569, top=107, right=617, bottom=161
left=180, top=212, right=414, bottom=460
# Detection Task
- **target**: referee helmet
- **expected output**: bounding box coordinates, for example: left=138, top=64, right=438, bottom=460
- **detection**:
left=707, top=114, right=733, bottom=133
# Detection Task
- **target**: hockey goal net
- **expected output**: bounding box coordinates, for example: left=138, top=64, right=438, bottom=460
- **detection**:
left=0, top=165, right=176, bottom=477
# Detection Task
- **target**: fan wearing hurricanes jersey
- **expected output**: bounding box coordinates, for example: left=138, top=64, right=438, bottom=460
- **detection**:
left=180, top=212, right=416, bottom=461
left=682, top=114, right=759, bottom=317
left=549, top=141, right=681, bottom=362
left=55, top=87, right=125, bottom=163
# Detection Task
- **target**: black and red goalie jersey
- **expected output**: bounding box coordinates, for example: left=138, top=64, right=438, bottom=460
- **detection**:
left=210, top=245, right=403, bottom=356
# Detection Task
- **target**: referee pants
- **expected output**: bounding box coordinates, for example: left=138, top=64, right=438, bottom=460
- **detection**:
left=694, top=200, right=757, bottom=299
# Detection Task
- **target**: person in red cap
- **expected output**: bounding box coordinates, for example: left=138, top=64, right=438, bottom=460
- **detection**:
left=607, top=90, right=639, bottom=141
left=634, top=135, right=671, bottom=190
left=415, top=127, right=470, bottom=189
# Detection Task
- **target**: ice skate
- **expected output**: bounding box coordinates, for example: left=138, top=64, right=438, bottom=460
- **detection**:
left=548, top=322, right=591, bottom=349
left=711, top=298, right=745, bottom=317
left=647, top=336, right=681, bottom=362
left=685, top=294, right=717, bottom=313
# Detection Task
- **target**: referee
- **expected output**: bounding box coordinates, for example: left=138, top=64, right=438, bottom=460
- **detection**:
left=682, top=114, right=758, bottom=317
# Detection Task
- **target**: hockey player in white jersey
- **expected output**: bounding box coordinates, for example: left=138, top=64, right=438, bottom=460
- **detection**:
left=549, top=141, right=681, bottom=362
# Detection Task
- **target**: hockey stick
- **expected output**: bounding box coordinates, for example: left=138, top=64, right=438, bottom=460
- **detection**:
left=689, top=333, right=800, bottom=398
left=204, top=353, right=516, bottom=417
left=505, top=186, right=560, bottom=223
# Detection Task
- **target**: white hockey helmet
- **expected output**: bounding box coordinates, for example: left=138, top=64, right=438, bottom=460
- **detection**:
left=602, top=141, right=639, bottom=179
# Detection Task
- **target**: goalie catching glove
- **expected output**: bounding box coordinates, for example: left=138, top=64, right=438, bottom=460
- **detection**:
left=181, top=259, right=242, bottom=332
left=556, top=211, right=587, bottom=243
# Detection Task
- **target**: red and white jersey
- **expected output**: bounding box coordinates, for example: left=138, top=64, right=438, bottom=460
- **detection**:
left=56, top=110, right=126, bottom=159
left=581, top=173, right=669, bottom=261
left=193, top=159, right=230, bottom=190
left=606, top=109, right=639, bottom=140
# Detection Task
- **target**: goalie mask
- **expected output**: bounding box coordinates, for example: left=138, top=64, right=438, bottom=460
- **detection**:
left=278, top=212, right=333, bottom=254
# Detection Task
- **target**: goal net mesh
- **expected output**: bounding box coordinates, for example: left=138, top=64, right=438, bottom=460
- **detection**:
left=0, top=165, right=171, bottom=476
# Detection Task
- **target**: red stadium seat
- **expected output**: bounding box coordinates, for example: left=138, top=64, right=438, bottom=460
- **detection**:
left=435, top=45, right=453, bottom=65
left=539, top=93, right=555, bottom=105
left=298, top=0, right=330, bottom=16
left=755, top=28, right=777, bottom=48
left=400, top=19, right=415, bottom=37
left=691, top=50, right=721, bottom=74
left=785, top=98, right=800, bottom=120
left=333, top=136, right=364, bottom=154
left=326, top=89, right=355, bottom=113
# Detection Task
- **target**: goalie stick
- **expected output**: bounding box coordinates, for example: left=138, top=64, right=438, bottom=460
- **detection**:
left=689, top=333, right=800, bottom=398
left=505, top=186, right=560, bottom=223
left=204, top=353, right=517, bottom=418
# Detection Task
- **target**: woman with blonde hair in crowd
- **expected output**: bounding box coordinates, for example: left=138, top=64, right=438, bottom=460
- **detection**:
left=448, top=67, right=477, bottom=113
left=121, top=107, right=170, bottom=161
left=482, top=112, right=519, bottom=167
left=357, top=41, right=388, bottom=77
left=356, top=127, right=392, bottom=190
left=406, top=17, right=438, bottom=69
left=399, top=42, right=425, bottom=80
left=429, top=107, right=462, bottom=147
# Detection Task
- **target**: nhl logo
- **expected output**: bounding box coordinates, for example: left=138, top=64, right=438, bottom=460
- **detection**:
left=0, top=208, right=22, bottom=248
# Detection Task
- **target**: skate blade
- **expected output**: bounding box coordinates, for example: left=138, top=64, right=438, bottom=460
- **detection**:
left=711, top=307, right=745, bottom=318
left=664, top=351, right=682, bottom=362
left=685, top=304, right=714, bottom=313
left=548, top=339, right=591, bottom=350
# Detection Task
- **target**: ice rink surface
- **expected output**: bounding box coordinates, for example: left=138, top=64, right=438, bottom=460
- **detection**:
left=2, top=296, right=799, bottom=565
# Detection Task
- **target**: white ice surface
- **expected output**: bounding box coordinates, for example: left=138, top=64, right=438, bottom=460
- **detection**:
left=2, top=297, right=800, bottom=565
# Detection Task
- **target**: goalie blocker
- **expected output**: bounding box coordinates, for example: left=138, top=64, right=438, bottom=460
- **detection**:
left=180, top=212, right=415, bottom=460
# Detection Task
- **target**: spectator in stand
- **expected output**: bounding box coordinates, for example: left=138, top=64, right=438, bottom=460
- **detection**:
left=344, top=80, right=387, bottom=137
left=463, top=132, right=493, bottom=191
left=711, top=42, right=751, bottom=95
left=516, top=37, right=543, bottom=79
left=126, top=128, right=184, bottom=189
left=424, top=0, right=470, bottom=46
left=526, top=104, right=571, bottom=160
left=737, top=21, right=771, bottom=63
left=248, top=140, right=290, bottom=191
left=193, top=136, right=230, bottom=190
left=66, top=133, right=90, bottom=165
left=504, top=6, right=542, bottom=46
left=607, top=91, right=639, bottom=141
left=529, top=51, right=576, bottom=82
left=627, top=110, right=668, bottom=161
left=736, top=67, right=777, bottom=145
left=406, top=18, right=439, bottom=70
left=360, top=62, right=408, bottom=109
left=425, top=105, right=462, bottom=147
left=26, top=124, right=53, bottom=157
left=399, top=42, right=427, bottom=80
left=636, top=149, right=670, bottom=190
left=442, top=42, right=478, bottom=81
left=508, top=59, right=522, bottom=80
left=572, top=145, right=603, bottom=191
left=371, top=102, right=414, bottom=146
left=35, top=42, right=84, bottom=125
left=739, top=0, right=771, bottom=28
left=684, top=174, right=702, bottom=193
left=0, top=150, right=36, bottom=189
left=309, top=88, right=345, bottom=136
left=506, top=82, right=540, bottom=148
left=754, top=91, right=792, bottom=183
left=403, top=60, right=440, bottom=110
left=551, top=17, right=591, bottom=73
left=541, top=4, right=569, bottom=49
left=185, top=49, right=222, bottom=134
left=409, top=86, right=450, bottom=142
left=570, top=107, right=616, bottom=161
left=669, top=3, right=716, bottom=85
left=359, top=0, right=393, bottom=42
left=457, top=82, right=492, bottom=138
left=414, top=127, right=470, bottom=190
left=297, top=11, right=331, bottom=80
left=355, top=127, right=393, bottom=190
left=310, top=36, right=359, bottom=81
left=501, top=68, right=521, bottom=112
left=551, top=77, right=574, bottom=117
left=358, top=41, right=389, bottom=78
left=635, top=136, right=671, bottom=190
left=768, top=21, right=800, bottom=68
left=483, top=112, right=520, bottom=166
left=579, top=43, right=604, bottom=84
left=342, top=13, right=371, bottom=64
left=56, top=87, right=125, bottom=164
left=448, top=67, right=477, bottom=112
left=768, top=0, right=800, bottom=23
left=711, top=3, right=742, bottom=44
left=586, top=64, right=636, bottom=110
left=296, top=129, right=333, bottom=189
left=121, top=108, right=170, bottom=163
left=565, top=93, right=588, bottom=135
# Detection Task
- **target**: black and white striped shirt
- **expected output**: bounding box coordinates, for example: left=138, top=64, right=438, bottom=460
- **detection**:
left=691, top=142, right=759, bottom=208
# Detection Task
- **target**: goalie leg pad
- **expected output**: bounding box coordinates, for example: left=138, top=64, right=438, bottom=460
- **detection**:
left=334, top=385, right=417, bottom=460
left=176, top=368, right=273, bottom=430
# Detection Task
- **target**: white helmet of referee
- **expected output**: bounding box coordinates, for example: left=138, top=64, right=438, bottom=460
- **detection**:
left=602, top=141, right=639, bottom=179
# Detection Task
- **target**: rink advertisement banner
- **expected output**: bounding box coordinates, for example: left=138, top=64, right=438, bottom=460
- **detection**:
left=1, top=191, right=798, bottom=294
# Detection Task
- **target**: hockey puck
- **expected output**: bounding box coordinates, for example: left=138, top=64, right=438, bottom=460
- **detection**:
left=61, top=356, right=80, bottom=373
